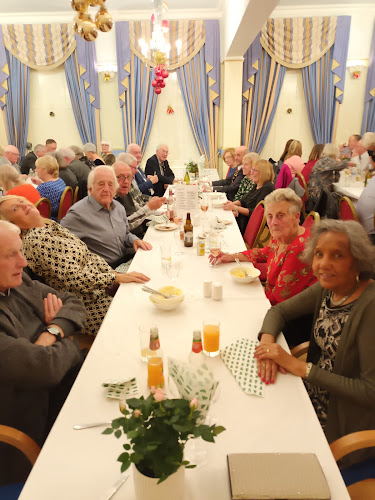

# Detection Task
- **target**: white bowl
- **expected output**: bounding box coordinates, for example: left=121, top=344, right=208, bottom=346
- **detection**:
left=229, top=266, right=261, bottom=283
left=149, top=286, right=184, bottom=311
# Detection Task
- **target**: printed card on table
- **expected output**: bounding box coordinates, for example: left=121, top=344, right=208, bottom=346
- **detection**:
left=174, top=184, right=199, bottom=212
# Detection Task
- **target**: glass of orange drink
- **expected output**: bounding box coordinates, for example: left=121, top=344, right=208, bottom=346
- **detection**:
left=202, top=320, right=220, bottom=357
left=139, top=321, right=156, bottom=362
left=147, top=356, right=165, bottom=388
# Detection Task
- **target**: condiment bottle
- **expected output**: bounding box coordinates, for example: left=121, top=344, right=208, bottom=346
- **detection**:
left=147, top=327, right=164, bottom=388
left=184, top=212, right=194, bottom=247
left=189, top=330, right=204, bottom=366
left=167, top=188, right=175, bottom=222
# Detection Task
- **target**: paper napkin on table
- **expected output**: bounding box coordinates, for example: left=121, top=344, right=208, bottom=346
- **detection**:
left=221, top=338, right=263, bottom=397
left=102, top=377, right=139, bottom=400
left=146, top=214, right=169, bottom=226
left=168, top=358, right=219, bottom=418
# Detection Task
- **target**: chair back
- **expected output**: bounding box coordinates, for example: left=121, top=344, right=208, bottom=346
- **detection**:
left=302, top=211, right=320, bottom=231
left=364, top=170, right=372, bottom=187
left=35, top=197, right=51, bottom=219
left=73, top=185, right=80, bottom=205
left=243, top=201, right=268, bottom=249
left=296, top=171, right=308, bottom=217
left=57, top=186, right=73, bottom=222
left=339, top=196, right=358, bottom=221
left=0, top=425, right=40, bottom=465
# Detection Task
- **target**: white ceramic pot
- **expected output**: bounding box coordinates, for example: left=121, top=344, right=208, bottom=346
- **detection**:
left=133, top=463, right=185, bottom=500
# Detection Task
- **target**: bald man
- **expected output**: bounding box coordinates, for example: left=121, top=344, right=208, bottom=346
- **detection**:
left=212, top=145, right=249, bottom=201
left=0, top=145, right=21, bottom=174
left=145, top=144, right=175, bottom=197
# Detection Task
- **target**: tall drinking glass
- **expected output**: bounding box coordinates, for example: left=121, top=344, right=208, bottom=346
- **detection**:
left=208, top=232, right=221, bottom=267
left=202, top=320, right=220, bottom=357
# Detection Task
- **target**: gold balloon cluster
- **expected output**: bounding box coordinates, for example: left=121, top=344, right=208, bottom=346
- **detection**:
left=71, top=0, right=113, bottom=42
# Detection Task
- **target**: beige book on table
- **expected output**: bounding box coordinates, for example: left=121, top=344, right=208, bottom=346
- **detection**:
left=227, top=453, right=331, bottom=500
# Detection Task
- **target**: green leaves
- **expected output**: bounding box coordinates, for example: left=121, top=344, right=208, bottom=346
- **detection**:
left=104, top=394, right=225, bottom=482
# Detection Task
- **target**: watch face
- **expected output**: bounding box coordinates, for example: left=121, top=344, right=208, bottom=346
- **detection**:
left=47, top=327, right=61, bottom=339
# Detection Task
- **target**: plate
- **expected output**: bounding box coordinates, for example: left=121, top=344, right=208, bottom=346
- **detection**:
left=154, top=223, right=178, bottom=231
left=218, top=219, right=232, bottom=225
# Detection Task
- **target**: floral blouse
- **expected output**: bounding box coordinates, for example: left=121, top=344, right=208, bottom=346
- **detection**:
left=307, top=157, right=342, bottom=203
left=242, top=229, right=317, bottom=305
left=234, top=177, right=255, bottom=202
left=22, top=221, right=116, bottom=336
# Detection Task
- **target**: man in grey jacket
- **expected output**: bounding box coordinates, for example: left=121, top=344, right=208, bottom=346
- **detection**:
left=0, top=221, right=86, bottom=484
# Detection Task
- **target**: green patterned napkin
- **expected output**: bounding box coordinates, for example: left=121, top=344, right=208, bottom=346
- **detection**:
left=146, top=214, right=169, bottom=226
left=102, top=377, right=139, bottom=399
left=168, top=358, right=219, bottom=418
left=221, top=338, right=263, bottom=397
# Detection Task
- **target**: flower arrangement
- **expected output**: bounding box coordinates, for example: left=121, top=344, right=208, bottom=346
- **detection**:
left=185, top=161, right=199, bottom=177
left=103, top=387, right=225, bottom=483
left=167, top=104, right=174, bottom=114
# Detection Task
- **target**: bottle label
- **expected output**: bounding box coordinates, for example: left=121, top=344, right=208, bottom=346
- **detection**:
left=192, top=340, right=202, bottom=353
left=150, top=338, right=160, bottom=350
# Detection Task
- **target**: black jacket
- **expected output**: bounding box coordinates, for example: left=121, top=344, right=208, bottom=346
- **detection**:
left=144, top=154, right=175, bottom=197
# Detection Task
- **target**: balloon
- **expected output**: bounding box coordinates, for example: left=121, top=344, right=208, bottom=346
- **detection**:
left=152, top=79, right=158, bottom=88
left=71, top=0, right=88, bottom=13
left=155, top=87, right=162, bottom=95
left=154, top=68, right=162, bottom=77
left=81, top=14, right=98, bottom=41
left=161, top=70, right=169, bottom=79
left=156, top=75, right=163, bottom=82
left=161, top=20, right=169, bottom=33
left=95, top=7, right=113, bottom=32
left=89, top=0, right=105, bottom=5
left=159, top=81, right=166, bottom=88
left=73, top=14, right=84, bottom=35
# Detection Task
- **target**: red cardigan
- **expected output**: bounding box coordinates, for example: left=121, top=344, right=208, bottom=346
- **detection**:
left=242, top=229, right=317, bottom=305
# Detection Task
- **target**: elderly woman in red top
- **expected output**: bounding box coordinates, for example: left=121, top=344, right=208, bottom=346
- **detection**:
left=211, top=188, right=316, bottom=345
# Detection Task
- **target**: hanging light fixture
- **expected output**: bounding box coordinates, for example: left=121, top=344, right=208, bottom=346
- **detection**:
left=71, top=0, right=113, bottom=41
left=150, top=0, right=170, bottom=95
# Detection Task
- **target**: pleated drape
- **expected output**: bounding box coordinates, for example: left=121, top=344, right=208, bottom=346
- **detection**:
left=362, top=22, right=375, bottom=134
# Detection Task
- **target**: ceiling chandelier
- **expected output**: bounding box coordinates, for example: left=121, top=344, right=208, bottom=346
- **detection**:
left=71, top=0, right=113, bottom=42
left=148, top=0, right=170, bottom=95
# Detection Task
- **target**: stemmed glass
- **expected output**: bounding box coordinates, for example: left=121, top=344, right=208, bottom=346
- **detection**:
left=208, top=232, right=221, bottom=267
left=200, top=193, right=209, bottom=218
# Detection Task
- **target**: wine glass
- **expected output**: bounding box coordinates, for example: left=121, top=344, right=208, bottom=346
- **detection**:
left=208, top=233, right=221, bottom=267
left=200, top=194, right=208, bottom=216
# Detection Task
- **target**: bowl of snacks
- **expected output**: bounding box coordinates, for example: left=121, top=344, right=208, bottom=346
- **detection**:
left=229, top=266, right=261, bottom=283
left=149, top=286, right=184, bottom=311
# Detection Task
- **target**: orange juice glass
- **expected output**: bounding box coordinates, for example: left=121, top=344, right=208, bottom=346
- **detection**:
left=147, top=356, right=165, bottom=388
left=202, top=320, right=220, bottom=357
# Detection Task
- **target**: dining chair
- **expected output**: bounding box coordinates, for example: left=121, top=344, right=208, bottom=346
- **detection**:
left=296, top=172, right=308, bottom=218
left=0, top=425, right=41, bottom=500
left=57, top=186, right=73, bottom=223
left=34, top=197, right=51, bottom=219
left=243, top=201, right=269, bottom=249
left=73, top=185, right=80, bottom=205
left=330, top=430, right=375, bottom=499
left=302, top=211, right=320, bottom=231
left=364, top=170, right=372, bottom=187
left=338, top=196, right=359, bottom=221
left=291, top=341, right=310, bottom=360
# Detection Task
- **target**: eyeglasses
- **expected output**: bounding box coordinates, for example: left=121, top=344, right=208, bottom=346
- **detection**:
left=116, top=175, right=132, bottom=182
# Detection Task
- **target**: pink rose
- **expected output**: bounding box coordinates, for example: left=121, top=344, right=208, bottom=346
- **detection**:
left=134, top=409, right=141, bottom=418
left=153, top=388, right=165, bottom=402
left=190, top=397, right=198, bottom=409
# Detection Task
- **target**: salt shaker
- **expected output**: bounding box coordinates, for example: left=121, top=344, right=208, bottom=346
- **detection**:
left=203, top=280, right=212, bottom=298
left=212, top=282, right=223, bottom=301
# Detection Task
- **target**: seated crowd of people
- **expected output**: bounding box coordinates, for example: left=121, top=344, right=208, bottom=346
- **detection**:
left=1, top=133, right=375, bottom=487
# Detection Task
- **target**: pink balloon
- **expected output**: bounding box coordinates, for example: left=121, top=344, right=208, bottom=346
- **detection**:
left=155, top=87, right=162, bottom=94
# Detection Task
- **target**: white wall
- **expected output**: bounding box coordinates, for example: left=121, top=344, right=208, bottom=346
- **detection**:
left=260, top=3, right=375, bottom=161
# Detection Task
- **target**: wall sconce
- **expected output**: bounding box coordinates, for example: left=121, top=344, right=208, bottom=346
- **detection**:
left=97, top=63, right=117, bottom=82
left=347, top=59, right=368, bottom=79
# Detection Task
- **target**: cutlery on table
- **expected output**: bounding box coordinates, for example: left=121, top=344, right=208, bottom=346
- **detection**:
left=142, top=285, right=173, bottom=299
left=100, top=474, right=129, bottom=500
left=73, top=421, right=111, bottom=430
left=235, top=257, right=250, bottom=278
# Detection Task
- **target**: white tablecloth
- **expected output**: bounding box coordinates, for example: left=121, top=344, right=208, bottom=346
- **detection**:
left=333, top=182, right=364, bottom=205
left=19, top=205, right=349, bottom=500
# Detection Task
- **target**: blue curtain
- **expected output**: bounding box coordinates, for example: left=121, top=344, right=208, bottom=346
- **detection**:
left=242, top=38, right=286, bottom=153
left=301, top=47, right=336, bottom=144
left=4, top=51, right=30, bottom=157
left=362, top=22, right=375, bottom=133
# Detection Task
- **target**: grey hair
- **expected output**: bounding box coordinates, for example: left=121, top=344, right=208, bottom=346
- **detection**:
left=0, top=220, right=21, bottom=235
left=47, top=151, right=67, bottom=169
left=264, top=188, right=302, bottom=215
left=362, top=132, right=375, bottom=149
left=59, top=147, right=75, bottom=160
left=117, top=153, right=137, bottom=165
left=34, top=144, right=46, bottom=154
left=101, top=140, right=111, bottom=148
left=87, top=165, right=119, bottom=191
left=69, top=145, right=84, bottom=159
left=242, top=152, right=260, bottom=165
left=321, top=143, right=339, bottom=159
left=83, top=142, right=97, bottom=153
left=126, top=143, right=139, bottom=154
left=302, top=219, right=375, bottom=278
left=0, top=164, right=21, bottom=191
left=156, top=144, right=168, bottom=151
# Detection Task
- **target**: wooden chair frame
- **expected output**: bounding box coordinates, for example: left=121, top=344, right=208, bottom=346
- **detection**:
left=0, top=425, right=40, bottom=465
left=295, top=172, right=309, bottom=200
left=57, top=186, right=73, bottom=222
left=35, top=197, right=51, bottom=219
left=339, top=196, right=359, bottom=221
left=73, top=185, right=80, bottom=205
left=302, top=210, right=320, bottom=229
left=291, top=341, right=310, bottom=359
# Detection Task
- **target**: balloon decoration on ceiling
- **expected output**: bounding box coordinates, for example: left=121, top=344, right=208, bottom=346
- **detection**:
left=71, top=0, right=113, bottom=42
left=150, top=0, right=170, bottom=95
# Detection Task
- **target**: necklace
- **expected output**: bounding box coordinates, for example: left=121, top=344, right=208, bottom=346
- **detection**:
left=329, top=282, right=359, bottom=307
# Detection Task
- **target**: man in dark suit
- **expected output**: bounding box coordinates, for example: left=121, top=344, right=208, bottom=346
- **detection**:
left=145, top=144, right=175, bottom=197
left=20, top=144, right=47, bottom=174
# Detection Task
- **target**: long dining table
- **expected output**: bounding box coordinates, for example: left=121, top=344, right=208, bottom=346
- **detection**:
left=19, top=199, right=349, bottom=500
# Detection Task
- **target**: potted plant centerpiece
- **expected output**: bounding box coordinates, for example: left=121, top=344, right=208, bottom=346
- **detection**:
left=104, top=387, right=225, bottom=500
left=185, top=161, right=199, bottom=179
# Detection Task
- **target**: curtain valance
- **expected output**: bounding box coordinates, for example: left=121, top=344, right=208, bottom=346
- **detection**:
left=129, top=20, right=205, bottom=70
left=1, top=24, right=76, bottom=70
left=261, top=17, right=337, bottom=69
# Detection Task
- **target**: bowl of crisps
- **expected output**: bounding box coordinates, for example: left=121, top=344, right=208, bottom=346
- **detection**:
left=229, top=266, right=261, bottom=283
left=149, top=286, right=184, bottom=311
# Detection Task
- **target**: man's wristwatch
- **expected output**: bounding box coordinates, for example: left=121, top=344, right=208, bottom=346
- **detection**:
left=46, top=326, right=62, bottom=341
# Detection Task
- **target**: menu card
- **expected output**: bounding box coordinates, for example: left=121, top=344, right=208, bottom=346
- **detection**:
left=174, top=184, right=199, bottom=212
